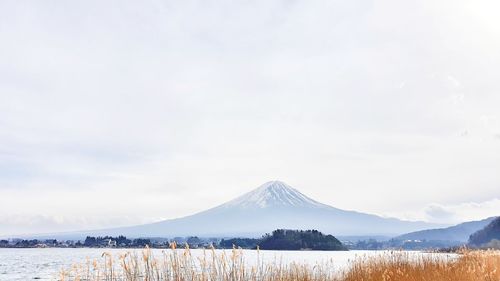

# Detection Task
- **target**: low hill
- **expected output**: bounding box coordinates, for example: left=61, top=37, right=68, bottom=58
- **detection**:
left=469, top=217, right=500, bottom=247
left=395, top=217, right=497, bottom=244
left=258, top=229, right=347, bottom=251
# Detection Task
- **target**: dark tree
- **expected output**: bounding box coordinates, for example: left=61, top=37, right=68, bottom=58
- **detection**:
left=84, top=236, right=97, bottom=247
left=219, top=238, right=260, bottom=249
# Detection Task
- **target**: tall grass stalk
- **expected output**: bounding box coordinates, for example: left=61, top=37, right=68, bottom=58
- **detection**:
left=61, top=247, right=500, bottom=281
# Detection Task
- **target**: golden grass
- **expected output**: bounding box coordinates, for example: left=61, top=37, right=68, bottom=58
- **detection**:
left=344, top=250, right=500, bottom=281
left=60, top=244, right=500, bottom=281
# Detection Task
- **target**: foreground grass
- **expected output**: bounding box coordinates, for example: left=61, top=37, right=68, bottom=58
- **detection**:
left=60, top=244, right=500, bottom=281
left=344, top=250, right=500, bottom=281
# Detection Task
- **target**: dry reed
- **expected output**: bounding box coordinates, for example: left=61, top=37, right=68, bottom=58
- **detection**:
left=60, top=245, right=500, bottom=281
left=344, top=250, right=500, bottom=281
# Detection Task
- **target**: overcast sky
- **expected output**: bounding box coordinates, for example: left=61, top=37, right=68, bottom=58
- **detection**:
left=1, top=0, right=500, bottom=236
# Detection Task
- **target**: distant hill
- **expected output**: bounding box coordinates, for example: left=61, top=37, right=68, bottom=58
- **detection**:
left=27, top=181, right=441, bottom=239
left=219, top=229, right=347, bottom=250
left=469, top=217, right=500, bottom=247
left=395, top=217, right=497, bottom=244
left=259, top=229, right=347, bottom=251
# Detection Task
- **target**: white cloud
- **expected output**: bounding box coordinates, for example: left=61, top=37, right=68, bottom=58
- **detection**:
left=423, top=204, right=457, bottom=223
left=1, top=0, right=500, bottom=235
left=391, top=199, right=500, bottom=225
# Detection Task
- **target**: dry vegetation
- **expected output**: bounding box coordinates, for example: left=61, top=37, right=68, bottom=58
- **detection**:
left=344, top=250, right=500, bottom=281
left=60, top=243, right=500, bottom=281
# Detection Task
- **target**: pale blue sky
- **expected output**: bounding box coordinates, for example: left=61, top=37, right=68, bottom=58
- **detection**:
left=1, top=0, right=500, bottom=235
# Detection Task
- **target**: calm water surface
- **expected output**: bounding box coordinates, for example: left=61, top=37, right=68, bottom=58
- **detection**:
left=0, top=248, right=456, bottom=280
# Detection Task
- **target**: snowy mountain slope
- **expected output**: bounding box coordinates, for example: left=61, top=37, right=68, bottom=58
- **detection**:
left=65, top=181, right=442, bottom=239
left=218, top=181, right=329, bottom=209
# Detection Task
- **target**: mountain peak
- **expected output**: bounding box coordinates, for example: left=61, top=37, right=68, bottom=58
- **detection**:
left=221, top=181, right=326, bottom=209
left=258, top=180, right=293, bottom=192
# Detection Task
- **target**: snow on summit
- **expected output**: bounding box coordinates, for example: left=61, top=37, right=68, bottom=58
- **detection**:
left=221, top=181, right=326, bottom=209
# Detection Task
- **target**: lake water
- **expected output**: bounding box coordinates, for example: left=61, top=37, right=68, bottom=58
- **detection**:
left=0, top=248, right=456, bottom=280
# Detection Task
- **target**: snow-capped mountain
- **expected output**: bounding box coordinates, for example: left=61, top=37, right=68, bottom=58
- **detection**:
left=67, top=181, right=441, bottom=238
left=220, top=181, right=327, bottom=209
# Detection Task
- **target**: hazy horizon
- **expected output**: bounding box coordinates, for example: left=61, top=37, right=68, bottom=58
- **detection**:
left=1, top=0, right=500, bottom=236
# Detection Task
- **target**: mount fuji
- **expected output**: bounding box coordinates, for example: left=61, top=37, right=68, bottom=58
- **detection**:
left=63, top=181, right=440, bottom=239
